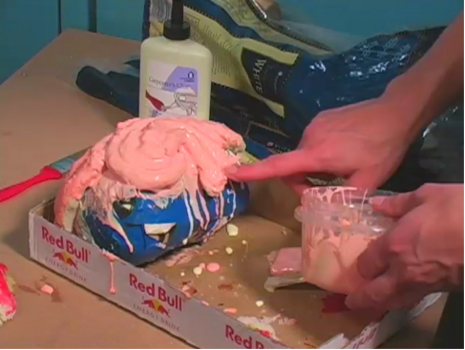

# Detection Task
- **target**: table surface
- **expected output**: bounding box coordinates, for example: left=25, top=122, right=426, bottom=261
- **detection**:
left=0, top=29, right=445, bottom=349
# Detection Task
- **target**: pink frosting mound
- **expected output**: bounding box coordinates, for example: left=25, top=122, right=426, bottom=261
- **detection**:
left=54, top=117, right=245, bottom=236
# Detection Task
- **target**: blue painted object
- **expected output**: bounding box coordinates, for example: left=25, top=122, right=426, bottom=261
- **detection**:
left=77, top=181, right=249, bottom=266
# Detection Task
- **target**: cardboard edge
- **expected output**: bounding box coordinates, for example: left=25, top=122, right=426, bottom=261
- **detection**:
left=28, top=199, right=53, bottom=260
left=28, top=202, right=290, bottom=349
left=27, top=199, right=441, bottom=349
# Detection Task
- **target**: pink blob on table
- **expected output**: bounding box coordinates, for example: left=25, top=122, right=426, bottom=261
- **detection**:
left=206, top=262, right=221, bottom=272
left=40, top=284, right=54, bottom=295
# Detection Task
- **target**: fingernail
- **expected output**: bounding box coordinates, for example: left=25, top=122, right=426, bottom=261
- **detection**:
left=370, top=196, right=387, bottom=207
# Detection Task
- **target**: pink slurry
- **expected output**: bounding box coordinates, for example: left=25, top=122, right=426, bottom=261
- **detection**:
left=271, top=229, right=376, bottom=295
left=273, top=186, right=388, bottom=295
left=302, top=230, right=376, bottom=294
left=54, top=117, right=245, bottom=250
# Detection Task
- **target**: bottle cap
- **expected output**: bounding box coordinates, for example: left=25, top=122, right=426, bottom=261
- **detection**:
left=163, top=0, right=190, bottom=41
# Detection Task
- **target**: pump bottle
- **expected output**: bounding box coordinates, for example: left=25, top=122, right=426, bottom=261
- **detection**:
left=139, top=0, right=213, bottom=120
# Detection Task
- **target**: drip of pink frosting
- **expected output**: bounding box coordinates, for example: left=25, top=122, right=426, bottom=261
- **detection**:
left=54, top=117, right=245, bottom=248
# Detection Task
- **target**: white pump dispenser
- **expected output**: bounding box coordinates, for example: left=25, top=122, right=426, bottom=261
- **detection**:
left=139, top=0, right=212, bottom=120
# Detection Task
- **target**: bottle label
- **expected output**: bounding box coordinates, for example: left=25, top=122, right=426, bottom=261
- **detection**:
left=145, top=62, right=199, bottom=117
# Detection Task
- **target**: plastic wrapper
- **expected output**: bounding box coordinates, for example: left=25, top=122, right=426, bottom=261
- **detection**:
left=75, top=0, right=460, bottom=194
left=74, top=182, right=249, bottom=266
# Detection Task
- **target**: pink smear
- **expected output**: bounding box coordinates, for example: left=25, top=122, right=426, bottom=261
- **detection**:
left=164, top=247, right=199, bottom=267
left=181, top=282, right=197, bottom=299
left=0, top=263, right=17, bottom=322
left=224, top=308, right=237, bottom=314
left=206, top=262, right=221, bottom=272
left=321, top=293, right=350, bottom=313
left=270, top=248, right=302, bottom=276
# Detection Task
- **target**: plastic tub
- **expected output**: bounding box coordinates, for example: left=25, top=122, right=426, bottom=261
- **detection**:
left=296, top=186, right=395, bottom=294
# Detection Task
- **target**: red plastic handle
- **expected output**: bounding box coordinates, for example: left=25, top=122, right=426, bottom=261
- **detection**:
left=0, top=166, right=63, bottom=203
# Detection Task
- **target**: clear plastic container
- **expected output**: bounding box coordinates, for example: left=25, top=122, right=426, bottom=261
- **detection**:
left=295, top=186, right=395, bottom=294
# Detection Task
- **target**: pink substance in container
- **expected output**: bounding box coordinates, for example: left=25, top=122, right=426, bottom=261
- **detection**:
left=297, top=187, right=395, bottom=294
left=270, top=187, right=395, bottom=294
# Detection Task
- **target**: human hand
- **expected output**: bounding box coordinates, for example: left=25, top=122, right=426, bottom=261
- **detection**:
left=346, top=183, right=464, bottom=311
left=228, top=95, right=418, bottom=193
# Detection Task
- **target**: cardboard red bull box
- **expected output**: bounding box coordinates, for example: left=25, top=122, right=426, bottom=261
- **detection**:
left=28, top=180, right=440, bottom=349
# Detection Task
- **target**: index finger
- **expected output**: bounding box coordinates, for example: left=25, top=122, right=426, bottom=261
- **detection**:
left=346, top=271, right=397, bottom=310
left=226, top=150, right=322, bottom=182
left=357, top=233, right=390, bottom=280
left=371, top=191, right=420, bottom=218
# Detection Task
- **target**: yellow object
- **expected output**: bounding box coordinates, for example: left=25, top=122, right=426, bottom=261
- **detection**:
left=226, top=224, right=239, bottom=237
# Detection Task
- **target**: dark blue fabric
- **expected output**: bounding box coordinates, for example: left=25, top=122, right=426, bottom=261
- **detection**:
left=75, top=6, right=462, bottom=192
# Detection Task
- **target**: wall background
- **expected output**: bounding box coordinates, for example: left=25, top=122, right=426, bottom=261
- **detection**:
left=0, top=0, right=462, bottom=84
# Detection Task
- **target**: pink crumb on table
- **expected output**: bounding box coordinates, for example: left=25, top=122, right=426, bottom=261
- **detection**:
left=206, top=262, right=221, bottom=272
left=40, top=284, right=54, bottom=295
left=224, top=308, right=237, bottom=314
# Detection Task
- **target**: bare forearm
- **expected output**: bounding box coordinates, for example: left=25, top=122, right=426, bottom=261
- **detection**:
left=384, top=12, right=464, bottom=137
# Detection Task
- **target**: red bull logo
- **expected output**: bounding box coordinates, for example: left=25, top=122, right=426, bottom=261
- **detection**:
left=42, top=226, right=90, bottom=264
left=142, top=299, right=170, bottom=317
left=129, top=273, right=183, bottom=312
left=53, top=251, right=78, bottom=269
left=225, top=325, right=265, bottom=349
left=350, top=324, right=378, bottom=348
